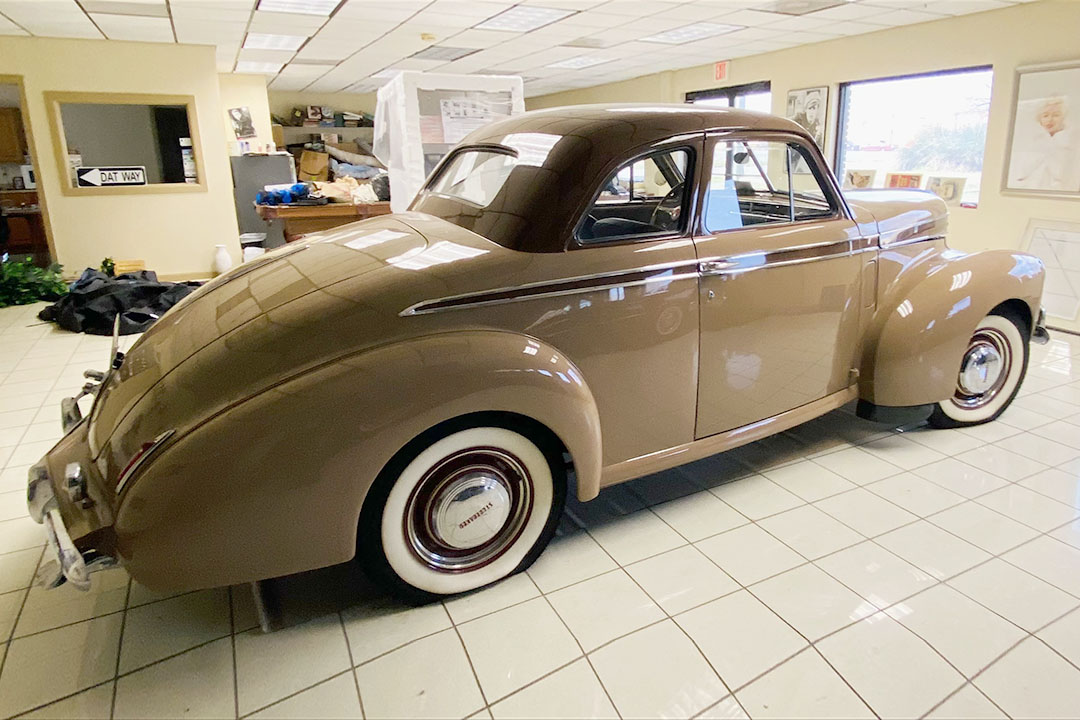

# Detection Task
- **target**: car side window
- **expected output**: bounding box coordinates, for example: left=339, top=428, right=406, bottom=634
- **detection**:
left=704, top=139, right=834, bottom=234
left=578, top=148, right=690, bottom=243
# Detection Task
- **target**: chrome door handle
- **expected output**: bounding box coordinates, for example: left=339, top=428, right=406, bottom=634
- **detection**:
left=699, top=260, right=735, bottom=275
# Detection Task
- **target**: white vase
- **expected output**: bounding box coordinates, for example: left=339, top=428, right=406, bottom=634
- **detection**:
left=212, top=244, right=233, bottom=275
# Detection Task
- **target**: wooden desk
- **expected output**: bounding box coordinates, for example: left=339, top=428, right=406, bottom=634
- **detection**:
left=255, top=202, right=391, bottom=242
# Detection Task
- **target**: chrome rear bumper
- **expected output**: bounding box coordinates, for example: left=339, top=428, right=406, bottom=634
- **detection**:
left=27, top=462, right=116, bottom=590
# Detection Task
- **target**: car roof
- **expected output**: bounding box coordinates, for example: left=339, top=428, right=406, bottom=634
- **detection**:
left=465, top=103, right=811, bottom=147
left=412, top=104, right=815, bottom=253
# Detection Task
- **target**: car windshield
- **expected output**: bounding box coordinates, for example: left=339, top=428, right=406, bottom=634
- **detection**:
left=426, top=150, right=516, bottom=207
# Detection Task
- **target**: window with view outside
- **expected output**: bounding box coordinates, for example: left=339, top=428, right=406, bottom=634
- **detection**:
left=837, top=67, right=993, bottom=206
left=687, top=81, right=771, bottom=114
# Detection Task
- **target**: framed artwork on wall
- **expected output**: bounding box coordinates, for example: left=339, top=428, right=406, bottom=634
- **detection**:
left=885, top=172, right=922, bottom=189
left=843, top=169, right=876, bottom=189
left=786, top=86, right=827, bottom=172
left=1019, top=218, right=1080, bottom=320
left=926, top=176, right=967, bottom=205
left=1003, top=60, right=1080, bottom=197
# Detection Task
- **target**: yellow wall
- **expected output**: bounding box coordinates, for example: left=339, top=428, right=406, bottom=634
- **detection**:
left=266, top=90, right=376, bottom=121
left=218, top=73, right=274, bottom=154
left=529, top=0, right=1080, bottom=332
left=0, top=36, right=240, bottom=279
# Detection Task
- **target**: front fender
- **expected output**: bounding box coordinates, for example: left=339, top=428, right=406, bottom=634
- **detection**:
left=115, top=330, right=602, bottom=591
left=858, top=247, right=1044, bottom=408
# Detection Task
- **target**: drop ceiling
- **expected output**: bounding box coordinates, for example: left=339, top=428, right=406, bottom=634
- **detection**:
left=0, top=0, right=1026, bottom=97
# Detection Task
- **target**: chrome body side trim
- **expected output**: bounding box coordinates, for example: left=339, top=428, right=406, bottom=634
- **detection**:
left=880, top=232, right=945, bottom=249
left=115, top=429, right=176, bottom=495
left=403, top=235, right=882, bottom=316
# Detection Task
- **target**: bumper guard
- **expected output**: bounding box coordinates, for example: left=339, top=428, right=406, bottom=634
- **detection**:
left=27, top=462, right=116, bottom=591
left=1032, top=307, right=1050, bottom=345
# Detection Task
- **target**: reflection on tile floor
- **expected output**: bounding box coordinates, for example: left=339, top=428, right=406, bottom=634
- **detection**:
left=1, top=300, right=1080, bottom=719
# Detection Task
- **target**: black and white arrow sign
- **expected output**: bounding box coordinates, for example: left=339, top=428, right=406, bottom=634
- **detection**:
left=76, top=166, right=147, bottom=187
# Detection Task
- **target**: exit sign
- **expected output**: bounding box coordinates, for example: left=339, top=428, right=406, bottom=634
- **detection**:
left=714, top=61, right=729, bottom=82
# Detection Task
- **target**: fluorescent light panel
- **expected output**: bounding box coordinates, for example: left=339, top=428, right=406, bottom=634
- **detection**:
left=641, top=22, right=743, bottom=44
left=257, top=0, right=340, bottom=16
left=475, top=5, right=575, bottom=32
left=755, top=0, right=843, bottom=15
left=243, top=32, right=307, bottom=50
left=411, top=46, right=478, bottom=61
left=235, top=61, right=284, bottom=74
left=547, top=55, right=614, bottom=69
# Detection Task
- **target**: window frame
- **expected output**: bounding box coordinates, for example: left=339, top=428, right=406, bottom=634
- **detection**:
left=685, top=80, right=772, bottom=107
left=833, top=65, right=993, bottom=188
left=572, top=143, right=698, bottom=249
left=699, top=130, right=849, bottom=237
left=421, top=144, right=519, bottom=208
left=45, top=91, right=206, bottom=197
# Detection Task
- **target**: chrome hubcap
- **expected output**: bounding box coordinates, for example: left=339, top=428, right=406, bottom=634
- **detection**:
left=405, top=448, right=533, bottom=573
left=430, top=472, right=512, bottom=549
left=958, top=342, right=1003, bottom=395
left=952, top=328, right=1012, bottom=410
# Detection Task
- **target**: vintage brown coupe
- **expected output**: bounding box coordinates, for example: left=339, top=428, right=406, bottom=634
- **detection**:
left=28, top=105, right=1048, bottom=600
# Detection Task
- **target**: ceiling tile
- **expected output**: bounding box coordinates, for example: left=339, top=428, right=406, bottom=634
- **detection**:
left=237, top=47, right=296, bottom=63
left=712, top=7, right=789, bottom=26
left=247, top=9, right=326, bottom=33
left=861, top=7, right=947, bottom=25
left=0, top=11, right=27, bottom=35
left=446, top=27, right=518, bottom=47
left=0, top=0, right=103, bottom=38
left=92, top=12, right=174, bottom=41
left=804, top=2, right=891, bottom=21
left=82, top=0, right=169, bottom=17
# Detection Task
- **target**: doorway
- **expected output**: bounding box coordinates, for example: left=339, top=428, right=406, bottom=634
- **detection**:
left=0, top=76, right=55, bottom=268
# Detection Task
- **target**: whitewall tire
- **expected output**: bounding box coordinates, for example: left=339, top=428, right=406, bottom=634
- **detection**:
left=929, top=312, right=1028, bottom=428
left=359, top=421, right=565, bottom=601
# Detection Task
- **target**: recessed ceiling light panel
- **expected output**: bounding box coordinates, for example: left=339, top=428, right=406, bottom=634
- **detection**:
left=258, top=0, right=340, bottom=16
left=640, top=22, right=744, bottom=45
left=475, top=5, right=575, bottom=32
left=546, top=55, right=615, bottom=70
left=411, top=46, right=479, bottom=61
left=754, top=0, right=842, bottom=15
left=235, top=61, right=285, bottom=74
left=243, top=32, right=308, bottom=51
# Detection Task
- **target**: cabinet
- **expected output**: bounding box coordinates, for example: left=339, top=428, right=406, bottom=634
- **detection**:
left=0, top=107, right=27, bottom=163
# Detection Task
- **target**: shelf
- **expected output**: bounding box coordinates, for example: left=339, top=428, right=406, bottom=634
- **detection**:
left=278, top=125, right=374, bottom=138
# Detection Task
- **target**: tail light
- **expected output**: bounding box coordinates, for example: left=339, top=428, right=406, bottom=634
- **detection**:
left=115, top=430, right=175, bottom=494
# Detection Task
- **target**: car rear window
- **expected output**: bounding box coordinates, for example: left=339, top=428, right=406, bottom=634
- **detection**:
left=427, top=150, right=516, bottom=207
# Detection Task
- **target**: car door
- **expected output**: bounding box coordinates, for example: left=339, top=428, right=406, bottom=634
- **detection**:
left=693, top=132, right=870, bottom=439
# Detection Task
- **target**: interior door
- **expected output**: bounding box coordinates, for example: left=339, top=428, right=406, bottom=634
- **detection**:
left=693, top=134, right=868, bottom=438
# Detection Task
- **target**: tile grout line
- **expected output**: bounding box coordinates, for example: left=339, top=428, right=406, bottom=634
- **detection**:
left=526, top=572, right=624, bottom=720
left=438, top=593, right=498, bottom=716
left=336, top=610, right=366, bottom=720
left=107, top=577, right=133, bottom=720
left=228, top=586, right=239, bottom=720
left=0, top=545, right=45, bottom=689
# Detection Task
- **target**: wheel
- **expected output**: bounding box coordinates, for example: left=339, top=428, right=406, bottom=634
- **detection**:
left=358, top=420, right=566, bottom=603
left=928, top=311, right=1029, bottom=428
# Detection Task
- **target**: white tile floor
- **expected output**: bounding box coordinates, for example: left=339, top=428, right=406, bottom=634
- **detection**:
left=1, top=300, right=1080, bottom=719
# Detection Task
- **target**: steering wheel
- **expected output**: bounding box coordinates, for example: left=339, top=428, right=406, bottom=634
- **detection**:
left=650, top=183, right=684, bottom=230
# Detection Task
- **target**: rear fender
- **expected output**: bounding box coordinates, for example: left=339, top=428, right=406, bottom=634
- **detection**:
left=858, top=247, right=1044, bottom=408
left=115, top=330, right=602, bottom=590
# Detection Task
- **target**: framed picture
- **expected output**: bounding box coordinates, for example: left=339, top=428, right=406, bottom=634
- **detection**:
left=786, top=86, right=827, bottom=173
left=843, top=169, right=876, bottom=190
left=926, top=176, right=967, bottom=205
left=228, top=106, right=256, bottom=139
left=1019, top=218, right=1080, bottom=320
left=885, top=172, right=923, bottom=189
left=1004, top=60, right=1080, bottom=197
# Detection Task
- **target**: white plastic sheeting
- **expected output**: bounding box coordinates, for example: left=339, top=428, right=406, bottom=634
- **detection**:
left=373, top=71, right=525, bottom=212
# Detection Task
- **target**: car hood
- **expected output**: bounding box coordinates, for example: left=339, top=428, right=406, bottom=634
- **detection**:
left=89, top=213, right=520, bottom=467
